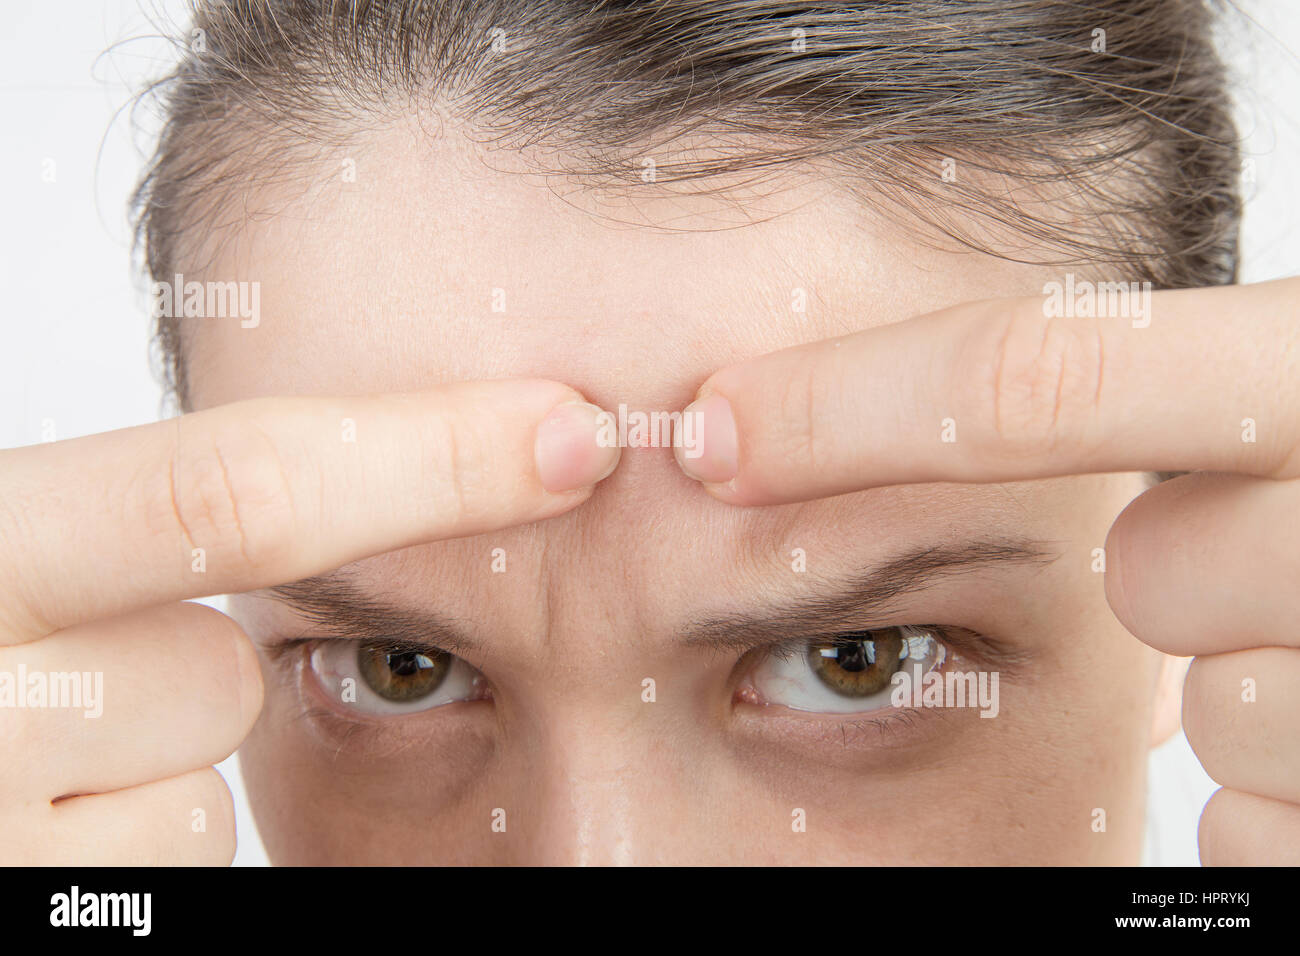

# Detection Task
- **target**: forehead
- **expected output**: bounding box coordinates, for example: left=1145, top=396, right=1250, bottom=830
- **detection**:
left=187, top=125, right=1059, bottom=405
left=189, top=128, right=1116, bottom=635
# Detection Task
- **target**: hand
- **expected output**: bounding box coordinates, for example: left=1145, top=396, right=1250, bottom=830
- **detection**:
left=0, top=381, right=616, bottom=864
left=674, top=277, right=1300, bottom=865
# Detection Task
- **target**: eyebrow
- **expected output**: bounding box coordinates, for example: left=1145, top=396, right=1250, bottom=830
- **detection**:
left=264, top=538, right=1055, bottom=653
left=682, top=539, right=1056, bottom=652
left=265, top=574, right=479, bottom=654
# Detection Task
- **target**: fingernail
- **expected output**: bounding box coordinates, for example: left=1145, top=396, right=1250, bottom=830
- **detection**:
left=674, top=391, right=737, bottom=483
left=535, top=401, right=621, bottom=493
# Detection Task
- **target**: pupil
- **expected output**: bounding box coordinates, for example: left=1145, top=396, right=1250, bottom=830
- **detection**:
left=357, top=642, right=451, bottom=702
left=837, top=640, right=869, bottom=672
left=388, top=651, right=426, bottom=677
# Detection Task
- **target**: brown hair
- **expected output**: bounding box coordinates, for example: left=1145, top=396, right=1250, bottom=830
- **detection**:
left=134, top=0, right=1242, bottom=406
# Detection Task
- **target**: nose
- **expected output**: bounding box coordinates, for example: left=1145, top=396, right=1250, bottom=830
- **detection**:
left=505, top=702, right=692, bottom=865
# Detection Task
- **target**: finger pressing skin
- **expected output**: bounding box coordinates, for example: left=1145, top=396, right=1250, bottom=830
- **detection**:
left=1104, top=472, right=1300, bottom=656
left=672, top=278, right=1300, bottom=504
left=39, top=767, right=236, bottom=866
left=1199, top=787, right=1300, bottom=866
left=0, top=381, right=620, bottom=639
left=1182, top=647, right=1300, bottom=805
left=0, top=601, right=262, bottom=802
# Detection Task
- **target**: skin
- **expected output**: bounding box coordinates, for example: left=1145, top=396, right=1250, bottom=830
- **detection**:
left=0, top=381, right=612, bottom=863
left=8, top=121, right=1289, bottom=864
left=674, top=277, right=1300, bottom=865
left=205, top=128, right=1170, bottom=864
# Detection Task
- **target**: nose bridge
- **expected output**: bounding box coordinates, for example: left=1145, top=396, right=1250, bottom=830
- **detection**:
left=487, top=400, right=719, bottom=865
left=521, top=699, right=671, bottom=865
left=563, top=754, right=641, bottom=867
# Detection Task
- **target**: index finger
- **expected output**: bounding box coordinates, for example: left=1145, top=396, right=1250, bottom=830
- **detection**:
left=0, top=381, right=619, bottom=640
left=673, top=278, right=1300, bottom=505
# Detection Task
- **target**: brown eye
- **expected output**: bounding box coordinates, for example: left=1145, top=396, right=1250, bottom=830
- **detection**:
left=357, top=643, right=451, bottom=702
left=807, top=628, right=906, bottom=698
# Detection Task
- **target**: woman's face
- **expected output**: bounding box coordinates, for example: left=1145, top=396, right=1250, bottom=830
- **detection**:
left=191, top=129, right=1170, bottom=864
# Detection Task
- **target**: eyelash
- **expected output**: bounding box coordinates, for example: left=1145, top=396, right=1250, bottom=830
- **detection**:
left=265, top=635, right=446, bottom=665
left=829, top=708, right=925, bottom=744
left=742, top=624, right=1002, bottom=671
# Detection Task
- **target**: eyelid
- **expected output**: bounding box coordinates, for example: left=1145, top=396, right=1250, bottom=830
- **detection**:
left=262, top=634, right=460, bottom=663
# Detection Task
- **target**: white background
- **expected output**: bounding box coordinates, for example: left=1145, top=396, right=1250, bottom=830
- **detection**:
left=2, top=1, right=1296, bottom=866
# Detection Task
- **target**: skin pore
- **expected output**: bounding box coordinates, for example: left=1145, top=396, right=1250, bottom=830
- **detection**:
left=184, top=121, right=1179, bottom=864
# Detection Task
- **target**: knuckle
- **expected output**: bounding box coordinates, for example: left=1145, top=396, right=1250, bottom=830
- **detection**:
left=423, top=409, right=469, bottom=527
left=771, top=354, right=830, bottom=474
left=0, top=456, right=61, bottom=637
left=964, top=303, right=1106, bottom=461
left=157, top=419, right=297, bottom=574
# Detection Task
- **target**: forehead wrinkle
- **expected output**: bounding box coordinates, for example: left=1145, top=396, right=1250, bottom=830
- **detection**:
left=276, top=477, right=1087, bottom=630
